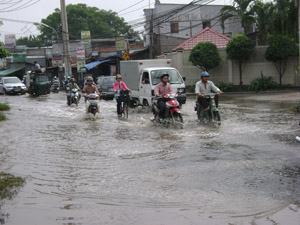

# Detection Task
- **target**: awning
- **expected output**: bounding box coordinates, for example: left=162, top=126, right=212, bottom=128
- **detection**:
left=84, top=59, right=111, bottom=71
left=0, top=66, right=25, bottom=77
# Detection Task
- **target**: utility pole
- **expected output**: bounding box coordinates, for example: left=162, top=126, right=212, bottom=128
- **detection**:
left=298, top=0, right=300, bottom=72
left=60, top=0, right=71, bottom=80
left=149, top=9, right=154, bottom=59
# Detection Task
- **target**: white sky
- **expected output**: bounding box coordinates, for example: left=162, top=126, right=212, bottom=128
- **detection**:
left=0, top=0, right=232, bottom=40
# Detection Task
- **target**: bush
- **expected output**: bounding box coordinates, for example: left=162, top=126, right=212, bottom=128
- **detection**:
left=0, top=112, right=5, bottom=121
left=248, top=74, right=279, bottom=92
left=0, top=172, right=25, bottom=200
left=0, top=103, right=10, bottom=111
left=217, top=82, right=235, bottom=92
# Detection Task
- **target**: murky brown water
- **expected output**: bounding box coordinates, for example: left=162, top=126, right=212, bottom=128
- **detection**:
left=0, top=93, right=299, bottom=225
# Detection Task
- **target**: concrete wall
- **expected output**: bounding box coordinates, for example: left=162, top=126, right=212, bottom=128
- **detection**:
left=159, top=46, right=300, bottom=86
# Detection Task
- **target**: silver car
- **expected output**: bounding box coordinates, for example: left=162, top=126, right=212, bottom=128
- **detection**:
left=0, top=76, right=27, bottom=95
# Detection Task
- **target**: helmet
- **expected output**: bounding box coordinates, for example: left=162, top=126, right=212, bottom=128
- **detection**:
left=116, top=74, right=122, bottom=80
left=200, top=71, right=209, bottom=77
left=54, top=76, right=57, bottom=79
left=160, top=73, right=169, bottom=80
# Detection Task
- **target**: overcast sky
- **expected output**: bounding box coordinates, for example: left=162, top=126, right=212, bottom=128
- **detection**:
left=0, top=0, right=231, bottom=40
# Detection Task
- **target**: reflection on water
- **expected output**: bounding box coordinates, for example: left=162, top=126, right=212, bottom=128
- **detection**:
left=0, top=93, right=299, bottom=225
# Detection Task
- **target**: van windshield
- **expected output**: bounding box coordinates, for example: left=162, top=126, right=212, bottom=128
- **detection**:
left=151, top=69, right=183, bottom=85
left=100, top=77, right=115, bottom=86
left=36, top=76, right=49, bottom=82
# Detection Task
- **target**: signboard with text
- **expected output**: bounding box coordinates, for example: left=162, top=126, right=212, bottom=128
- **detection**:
left=4, top=34, right=16, bottom=49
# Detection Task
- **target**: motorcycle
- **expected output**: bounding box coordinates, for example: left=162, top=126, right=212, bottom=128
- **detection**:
left=51, top=80, right=60, bottom=93
left=196, top=93, right=221, bottom=125
left=67, top=88, right=80, bottom=106
left=86, top=93, right=99, bottom=116
left=152, top=93, right=183, bottom=128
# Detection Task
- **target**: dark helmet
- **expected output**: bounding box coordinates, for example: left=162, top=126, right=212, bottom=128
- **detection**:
left=160, top=73, right=169, bottom=80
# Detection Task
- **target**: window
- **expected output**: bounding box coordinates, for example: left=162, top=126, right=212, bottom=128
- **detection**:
left=170, top=22, right=179, bottom=33
left=142, top=72, right=150, bottom=84
left=202, top=20, right=211, bottom=29
left=150, top=69, right=183, bottom=85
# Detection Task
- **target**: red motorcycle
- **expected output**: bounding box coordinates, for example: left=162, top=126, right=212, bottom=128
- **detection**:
left=152, top=93, right=183, bottom=128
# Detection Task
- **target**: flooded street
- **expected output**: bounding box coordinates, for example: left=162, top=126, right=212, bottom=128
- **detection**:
left=0, top=93, right=299, bottom=225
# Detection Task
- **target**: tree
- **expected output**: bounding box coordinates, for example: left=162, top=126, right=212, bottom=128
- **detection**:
left=226, top=34, right=255, bottom=85
left=253, top=1, right=274, bottom=45
left=220, top=0, right=255, bottom=34
left=0, top=45, right=9, bottom=58
left=265, top=35, right=298, bottom=85
left=271, top=0, right=297, bottom=39
left=189, top=42, right=221, bottom=71
left=39, top=4, right=139, bottom=41
left=16, top=35, right=44, bottom=47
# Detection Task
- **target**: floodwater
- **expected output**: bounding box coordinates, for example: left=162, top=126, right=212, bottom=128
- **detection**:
left=0, top=93, right=299, bottom=225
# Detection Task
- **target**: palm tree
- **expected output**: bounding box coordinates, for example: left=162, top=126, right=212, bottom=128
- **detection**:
left=220, top=0, right=255, bottom=34
left=253, top=1, right=274, bottom=45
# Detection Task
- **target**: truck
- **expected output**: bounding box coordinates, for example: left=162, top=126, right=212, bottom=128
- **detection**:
left=120, top=59, right=186, bottom=107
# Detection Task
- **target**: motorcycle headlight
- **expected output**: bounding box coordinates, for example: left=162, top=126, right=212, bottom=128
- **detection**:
left=177, top=88, right=185, bottom=94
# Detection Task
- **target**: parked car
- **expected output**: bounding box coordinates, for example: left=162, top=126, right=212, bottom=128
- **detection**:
left=0, top=76, right=27, bottom=95
left=97, top=76, right=115, bottom=100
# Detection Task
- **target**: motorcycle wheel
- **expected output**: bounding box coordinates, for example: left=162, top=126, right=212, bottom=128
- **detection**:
left=172, top=112, right=183, bottom=129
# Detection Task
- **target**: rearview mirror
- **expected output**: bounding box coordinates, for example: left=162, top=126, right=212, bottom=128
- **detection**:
left=182, top=77, right=186, bottom=81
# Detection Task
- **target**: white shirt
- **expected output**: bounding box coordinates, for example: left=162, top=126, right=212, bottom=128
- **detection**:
left=195, top=80, right=221, bottom=95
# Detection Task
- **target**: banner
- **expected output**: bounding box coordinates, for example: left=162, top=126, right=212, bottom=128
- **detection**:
left=4, top=34, right=16, bottom=49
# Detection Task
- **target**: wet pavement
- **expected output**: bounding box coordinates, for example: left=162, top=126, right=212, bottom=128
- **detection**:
left=0, top=93, right=299, bottom=225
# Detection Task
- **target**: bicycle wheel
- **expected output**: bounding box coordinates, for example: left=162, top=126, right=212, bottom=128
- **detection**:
left=123, top=102, right=128, bottom=119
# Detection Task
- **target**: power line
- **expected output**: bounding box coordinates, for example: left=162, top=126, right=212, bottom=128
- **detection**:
left=117, top=0, right=146, bottom=13
left=0, top=0, right=41, bottom=12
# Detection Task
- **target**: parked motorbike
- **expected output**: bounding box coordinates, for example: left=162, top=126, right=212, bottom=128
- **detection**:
left=196, top=93, right=221, bottom=125
left=86, top=93, right=99, bottom=116
left=67, top=88, right=80, bottom=106
left=152, top=93, right=183, bottom=128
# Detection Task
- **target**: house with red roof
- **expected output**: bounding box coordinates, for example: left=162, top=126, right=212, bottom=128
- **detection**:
left=174, top=27, right=231, bottom=51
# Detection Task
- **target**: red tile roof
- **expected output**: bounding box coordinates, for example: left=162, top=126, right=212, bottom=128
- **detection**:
left=174, top=27, right=230, bottom=50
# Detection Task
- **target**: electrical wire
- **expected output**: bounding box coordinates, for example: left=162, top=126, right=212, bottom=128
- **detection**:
left=117, top=0, right=146, bottom=13
left=0, top=0, right=41, bottom=12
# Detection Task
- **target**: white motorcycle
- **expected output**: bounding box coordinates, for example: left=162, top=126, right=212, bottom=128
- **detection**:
left=86, top=93, right=99, bottom=116
left=67, top=88, right=80, bottom=106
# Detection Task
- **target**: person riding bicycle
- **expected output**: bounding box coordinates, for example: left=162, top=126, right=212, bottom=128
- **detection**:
left=195, top=71, right=222, bottom=111
left=154, top=73, right=173, bottom=119
left=82, top=76, right=100, bottom=101
left=113, top=74, right=130, bottom=117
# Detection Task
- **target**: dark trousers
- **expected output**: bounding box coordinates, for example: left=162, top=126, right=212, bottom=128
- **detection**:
left=197, top=95, right=219, bottom=108
left=158, top=99, right=167, bottom=118
left=117, top=98, right=122, bottom=115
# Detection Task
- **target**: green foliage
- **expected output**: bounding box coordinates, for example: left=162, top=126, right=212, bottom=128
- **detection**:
left=0, top=112, right=5, bottom=121
left=189, top=42, right=221, bottom=71
left=217, top=82, right=236, bottom=92
left=40, top=4, right=139, bottom=41
left=226, top=34, right=255, bottom=85
left=0, top=103, right=10, bottom=111
left=0, top=172, right=25, bottom=200
left=253, top=1, right=274, bottom=45
left=248, top=73, right=278, bottom=92
left=0, top=45, right=9, bottom=58
left=265, top=35, right=298, bottom=85
left=265, top=35, right=298, bottom=61
left=226, top=34, right=255, bottom=61
left=16, top=35, right=43, bottom=47
left=220, top=0, right=255, bottom=34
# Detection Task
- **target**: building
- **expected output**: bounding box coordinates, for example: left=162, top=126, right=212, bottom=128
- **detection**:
left=144, top=0, right=243, bottom=55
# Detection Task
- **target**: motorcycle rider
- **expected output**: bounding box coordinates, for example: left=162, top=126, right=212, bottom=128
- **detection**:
left=154, top=73, right=173, bottom=119
left=113, top=74, right=130, bottom=117
left=66, top=77, right=81, bottom=103
left=82, top=76, right=100, bottom=101
left=195, top=71, right=222, bottom=110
